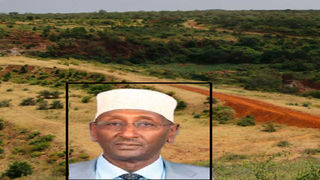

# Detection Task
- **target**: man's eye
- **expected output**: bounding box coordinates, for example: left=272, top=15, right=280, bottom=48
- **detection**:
left=106, top=122, right=123, bottom=126
left=137, top=122, right=155, bottom=127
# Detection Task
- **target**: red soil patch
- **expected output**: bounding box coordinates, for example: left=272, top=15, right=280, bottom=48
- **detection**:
left=170, top=84, right=320, bottom=129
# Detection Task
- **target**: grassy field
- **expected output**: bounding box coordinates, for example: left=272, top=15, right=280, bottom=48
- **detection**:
left=0, top=56, right=320, bottom=179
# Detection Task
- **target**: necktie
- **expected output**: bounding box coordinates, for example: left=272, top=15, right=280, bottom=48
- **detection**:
left=119, top=173, right=145, bottom=180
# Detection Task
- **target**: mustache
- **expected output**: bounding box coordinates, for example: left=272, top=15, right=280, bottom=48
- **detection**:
left=113, top=138, right=144, bottom=145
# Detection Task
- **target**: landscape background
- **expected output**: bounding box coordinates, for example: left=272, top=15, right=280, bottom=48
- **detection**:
left=0, top=9, right=319, bottom=179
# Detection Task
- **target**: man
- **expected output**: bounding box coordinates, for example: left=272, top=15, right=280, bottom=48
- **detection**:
left=69, top=88, right=210, bottom=179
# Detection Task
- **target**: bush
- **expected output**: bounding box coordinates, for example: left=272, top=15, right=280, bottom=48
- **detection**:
left=244, top=73, right=282, bottom=92
left=302, top=91, right=320, bottom=99
left=193, top=114, right=201, bottom=118
left=304, top=148, right=320, bottom=155
left=2, top=72, right=11, bottom=81
left=28, top=131, right=40, bottom=139
left=262, top=122, right=276, bottom=132
left=0, top=99, right=11, bottom=107
left=81, top=96, right=91, bottom=103
left=237, top=115, right=255, bottom=126
left=37, top=100, right=48, bottom=110
left=38, top=90, right=62, bottom=99
left=87, top=84, right=114, bottom=95
left=213, top=105, right=235, bottom=124
left=4, top=161, right=33, bottom=178
left=204, top=96, right=218, bottom=104
left=29, top=134, right=55, bottom=145
left=0, top=119, right=4, bottom=130
left=176, top=100, right=187, bottom=111
left=19, top=65, right=28, bottom=74
left=78, top=153, right=89, bottom=160
left=49, top=100, right=64, bottom=109
left=20, top=98, right=36, bottom=106
left=31, top=142, right=50, bottom=151
left=0, top=148, right=4, bottom=154
left=276, top=141, right=290, bottom=147
left=218, top=153, right=247, bottom=162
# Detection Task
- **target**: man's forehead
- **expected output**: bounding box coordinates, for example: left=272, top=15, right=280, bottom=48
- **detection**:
left=96, top=109, right=166, bottom=121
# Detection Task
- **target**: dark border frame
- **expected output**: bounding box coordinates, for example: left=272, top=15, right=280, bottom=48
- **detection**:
left=66, top=81, right=213, bottom=180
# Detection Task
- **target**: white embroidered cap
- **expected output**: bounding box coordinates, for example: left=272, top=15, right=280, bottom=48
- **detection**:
left=94, top=88, right=177, bottom=122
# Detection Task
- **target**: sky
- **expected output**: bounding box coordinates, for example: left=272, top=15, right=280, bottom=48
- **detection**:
left=0, top=0, right=319, bottom=14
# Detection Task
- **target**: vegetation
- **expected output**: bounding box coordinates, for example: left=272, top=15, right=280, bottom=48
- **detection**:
left=237, top=115, right=256, bottom=126
left=213, top=105, right=235, bottom=124
left=0, top=99, right=11, bottom=108
left=20, top=97, right=36, bottom=106
left=81, top=96, right=91, bottom=103
left=262, top=122, right=277, bottom=132
left=3, top=161, right=33, bottom=179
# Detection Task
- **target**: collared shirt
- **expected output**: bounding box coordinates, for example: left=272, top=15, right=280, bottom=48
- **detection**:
left=96, top=154, right=166, bottom=179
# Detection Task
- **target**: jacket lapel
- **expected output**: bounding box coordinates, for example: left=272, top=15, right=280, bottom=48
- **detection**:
left=164, top=159, right=196, bottom=179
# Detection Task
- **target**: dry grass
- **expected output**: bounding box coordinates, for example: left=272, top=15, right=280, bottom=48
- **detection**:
left=213, top=124, right=320, bottom=161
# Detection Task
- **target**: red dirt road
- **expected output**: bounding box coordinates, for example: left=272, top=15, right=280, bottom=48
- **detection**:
left=170, top=84, right=320, bottom=129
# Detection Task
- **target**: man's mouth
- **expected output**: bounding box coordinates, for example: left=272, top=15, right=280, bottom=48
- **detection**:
left=114, top=142, right=143, bottom=149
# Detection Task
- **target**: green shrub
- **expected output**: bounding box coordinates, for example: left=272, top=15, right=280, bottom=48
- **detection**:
left=81, top=96, right=91, bottom=103
left=29, top=134, right=55, bottom=145
left=193, top=114, right=201, bottom=118
left=28, top=131, right=40, bottom=139
left=176, top=100, right=187, bottom=111
left=30, top=151, right=42, bottom=158
left=0, top=119, right=4, bottom=130
left=38, top=90, right=62, bottom=99
left=78, top=153, right=89, bottom=160
left=49, top=100, right=64, bottom=109
left=0, top=148, right=4, bottom=154
left=166, top=91, right=175, bottom=96
left=37, top=100, right=48, bottom=110
left=237, top=115, right=255, bottom=126
left=276, top=141, right=290, bottom=147
left=2, top=72, right=11, bottom=81
left=19, top=65, right=28, bottom=74
left=0, top=99, right=11, bottom=107
left=213, top=105, right=235, bottom=124
left=204, top=96, right=218, bottom=104
left=304, top=148, right=320, bottom=155
left=262, top=122, right=277, bottom=132
left=244, top=73, right=282, bottom=92
left=4, top=161, right=33, bottom=178
left=302, top=91, right=320, bottom=99
left=31, top=142, right=50, bottom=151
left=87, top=84, right=114, bottom=95
left=218, top=153, right=247, bottom=162
left=302, top=102, right=311, bottom=108
left=47, top=153, right=60, bottom=163
left=20, top=98, right=36, bottom=106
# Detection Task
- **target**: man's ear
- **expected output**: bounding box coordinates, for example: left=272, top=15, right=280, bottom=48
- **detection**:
left=166, top=124, right=180, bottom=144
left=89, top=122, right=98, bottom=142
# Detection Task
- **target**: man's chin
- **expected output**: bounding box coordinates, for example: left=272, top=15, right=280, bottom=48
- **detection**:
left=111, top=152, right=147, bottom=161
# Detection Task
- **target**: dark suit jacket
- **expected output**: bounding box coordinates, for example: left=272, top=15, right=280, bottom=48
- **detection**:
left=69, top=158, right=210, bottom=179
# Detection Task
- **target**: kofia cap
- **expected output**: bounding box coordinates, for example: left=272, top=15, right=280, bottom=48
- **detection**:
left=94, top=88, right=177, bottom=122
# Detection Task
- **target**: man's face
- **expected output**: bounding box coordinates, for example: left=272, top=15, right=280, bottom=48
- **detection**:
left=90, top=109, right=179, bottom=162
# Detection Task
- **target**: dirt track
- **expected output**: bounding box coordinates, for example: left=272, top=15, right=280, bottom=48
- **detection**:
left=170, top=84, right=320, bottom=129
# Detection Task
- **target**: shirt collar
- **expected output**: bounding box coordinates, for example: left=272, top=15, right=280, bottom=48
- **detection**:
left=96, top=154, right=165, bottom=179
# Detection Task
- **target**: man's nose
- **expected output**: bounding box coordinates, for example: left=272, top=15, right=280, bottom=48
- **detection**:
left=119, top=123, right=139, bottom=138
